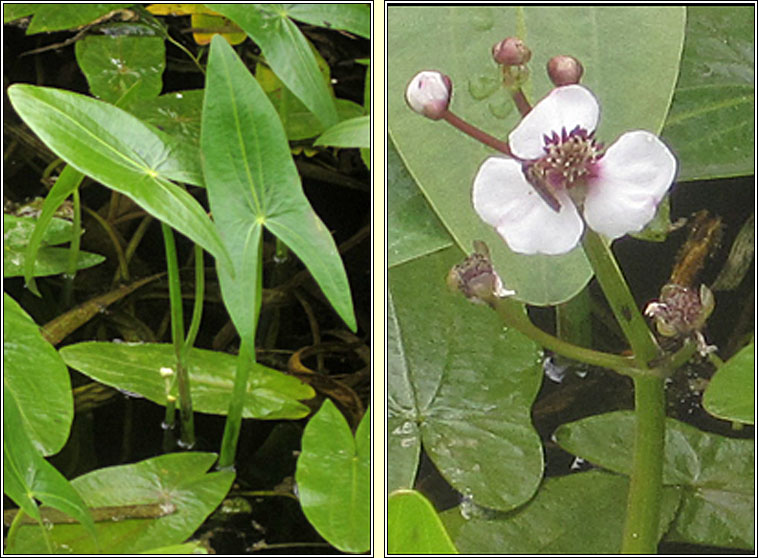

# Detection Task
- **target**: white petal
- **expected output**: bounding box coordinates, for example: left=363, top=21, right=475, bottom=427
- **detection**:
left=472, top=157, right=584, bottom=255
left=583, top=130, right=677, bottom=239
left=509, top=85, right=600, bottom=160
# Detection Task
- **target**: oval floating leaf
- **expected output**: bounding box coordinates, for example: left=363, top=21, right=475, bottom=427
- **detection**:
left=75, top=34, right=165, bottom=104
left=59, top=342, right=314, bottom=419
left=296, top=401, right=370, bottom=553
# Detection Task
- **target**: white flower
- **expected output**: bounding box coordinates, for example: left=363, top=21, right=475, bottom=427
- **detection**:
left=472, top=84, right=677, bottom=255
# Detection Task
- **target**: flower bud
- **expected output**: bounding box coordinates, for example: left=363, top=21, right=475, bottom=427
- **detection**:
left=492, top=37, right=531, bottom=66
left=405, top=71, right=452, bottom=120
left=547, top=55, right=584, bottom=86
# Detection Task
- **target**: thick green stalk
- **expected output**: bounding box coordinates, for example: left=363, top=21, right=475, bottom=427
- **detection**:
left=581, top=230, right=665, bottom=554
left=622, top=374, right=666, bottom=553
left=218, top=339, right=254, bottom=469
left=161, top=223, right=195, bottom=449
left=218, top=235, right=263, bottom=469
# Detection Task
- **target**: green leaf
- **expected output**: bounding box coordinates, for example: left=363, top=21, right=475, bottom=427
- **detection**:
left=24, top=4, right=128, bottom=34
left=18, top=165, right=85, bottom=293
left=7, top=453, right=234, bottom=554
left=3, top=293, right=73, bottom=455
left=388, top=6, right=686, bottom=305
left=387, top=135, right=453, bottom=268
left=201, top=35, right=355, bottom=339
left=213, top=4, right=338, bottom=128
left=388, top=246, right=543, bottom=510
left=3, top=390, right=97, bottom=546
left=703, top=342, right=754, bottom=424
left=4, top=4, right=37, bottom=22
left=554, top=411, right=754, bottom=549
left=139, top=542, right=208, bottom=554
left=314, top=115, right=370, bottom=148
left=387, top=294, right=421, bottom=492
left=442, top=471, right=681, bottom=554
left=295, top=401, right=370, bottom=553
left=4, top=214, right=104, bottom=278
left=59, top=342, right=314, bottom=419
left=256, top=61, right=364, bottom=141
left=127, top=90, right=204, bottom=148
left=388, top=489, right=459, bottom=554
left=661, top=6, right=754, bottom=181
left=7, top=84, right=233, bottom=275
left=75, top=34, right=165, bottom=104
left=283, top=4, right=370, bottom=39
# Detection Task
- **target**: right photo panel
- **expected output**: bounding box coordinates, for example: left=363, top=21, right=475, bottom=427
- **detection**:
left=387, top=4, right=755, bottom=555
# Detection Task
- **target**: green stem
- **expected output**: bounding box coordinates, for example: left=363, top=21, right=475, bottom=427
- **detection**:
left=491, top=297, right=639, bottom=376
left=581, top=230, right=665, bottom=554
left=218, top=234, right=263, bottom=469
left=181, top=244, right=205, bottom=360
left=622, top=374, right=666, bottom=553
left=581, top=230, right=660, bottom=364
left=218, top=339, right=254, bottom=469
left=161, top=223, right=195, bottom=449
left=62, top=188, right=82, bottom=308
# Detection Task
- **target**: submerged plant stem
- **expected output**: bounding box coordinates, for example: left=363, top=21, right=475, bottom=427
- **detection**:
left=162, top=223, right=195, bottom=449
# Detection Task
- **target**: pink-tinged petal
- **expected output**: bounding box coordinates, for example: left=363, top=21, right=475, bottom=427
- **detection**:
left=583, top=130, right=677, bottom=238
left=509, top=85, right=600, bottom=160
left=472, top=157, right=584, bottom=255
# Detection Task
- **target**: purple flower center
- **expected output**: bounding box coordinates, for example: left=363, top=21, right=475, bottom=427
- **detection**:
left=523, top=125, right=603, bottom=195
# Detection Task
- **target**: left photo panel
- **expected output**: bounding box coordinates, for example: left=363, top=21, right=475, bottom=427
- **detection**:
left=3, top=4, right=371, bottom=554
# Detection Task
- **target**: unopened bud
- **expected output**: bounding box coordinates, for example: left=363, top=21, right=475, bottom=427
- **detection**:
left=547, top=55, right=584, bottom=86
left=405, top=71, right=452, bottom=120
left=492, top=37, right=531, bottom=66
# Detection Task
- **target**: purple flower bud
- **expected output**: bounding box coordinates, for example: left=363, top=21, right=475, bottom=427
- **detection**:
left=492, top=37, right=531, bottom=66
left=405, top=71, right=452, bottom=120
left=547, top=55, right=584, bottom=86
